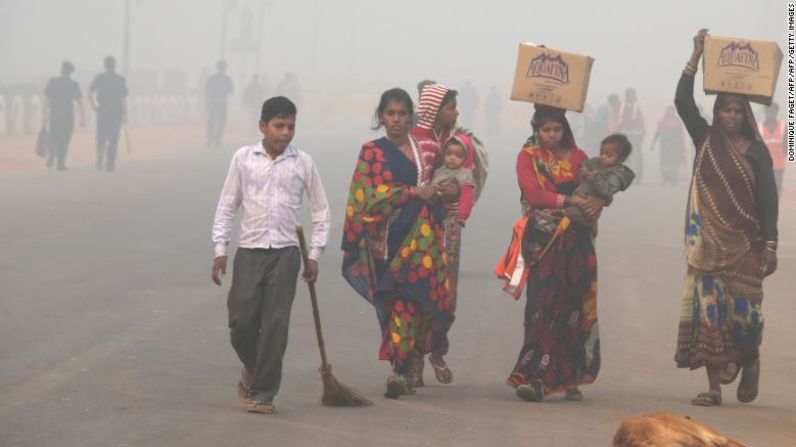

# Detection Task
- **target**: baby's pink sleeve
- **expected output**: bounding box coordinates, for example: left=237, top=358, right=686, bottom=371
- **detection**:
left=458, top=185, right=475, bottom=221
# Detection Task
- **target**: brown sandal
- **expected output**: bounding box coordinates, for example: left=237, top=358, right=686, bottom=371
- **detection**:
left=691, top=390, right=722, bottom=406
left=246, top=401, right=276, bottom=414
left=429, top=355, right=453, bottom=384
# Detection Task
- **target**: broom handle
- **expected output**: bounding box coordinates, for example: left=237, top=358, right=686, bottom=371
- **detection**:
left=296, top=226, right=329, bottom=369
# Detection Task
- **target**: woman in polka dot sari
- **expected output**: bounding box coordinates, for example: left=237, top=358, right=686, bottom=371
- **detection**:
left=342, top=88, right=457, bottom=399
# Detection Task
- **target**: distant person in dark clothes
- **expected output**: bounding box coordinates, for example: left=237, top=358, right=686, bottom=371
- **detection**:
left=43, top=61, right=84, bottom=171
left=413, top=79, right=436, bottom=127
left=650, top=105, right=687, bottom=186
left=206, top=60, right=234, bottom=147
left=88, top=56, right=129, bottom=171
left=593, top=94, right=621, bottom=147
left=242, top=75, right=266, bottom=116
left=605, top=94, right=621, bottom=134
left=416, top=79, right=436, bottom=98
left=580, top=103, right=599, bottom=156
left=275, top=72, right=300, bottom=106
left=618, top=88, right=645, bottom=182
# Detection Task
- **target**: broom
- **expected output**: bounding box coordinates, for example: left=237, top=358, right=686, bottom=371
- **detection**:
left=296, top=226, right=373, bottom=407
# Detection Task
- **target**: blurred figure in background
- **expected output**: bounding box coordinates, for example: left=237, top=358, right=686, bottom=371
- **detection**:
left=416, top=79, right=436, bottom=99
left=569, top=109, right=587, bottom=153
left=618, top=88, right=645, bottom=182
left=649, top=105, right=686, bottom=186
left=579, top=103, right=598, bottom=156
left=593, top=94, right=621, bottom=146
left=275, top=72, right=300, bottom=106
left=243, top=74, right=267, bottom=117
left=414, top=79, right=436, bottom=127
left=43, top=60, right=84, bottom=171
left=458, top=81, right=478, bottom=127
left=606, top=94, right=621, bottom=133
left=88, top=56, right=128, bottom=171
left=206, top=60, right=234, bottom=147
left=759, top=102, right=785, bottom=194
left=484, top=85, right=502, bottom=136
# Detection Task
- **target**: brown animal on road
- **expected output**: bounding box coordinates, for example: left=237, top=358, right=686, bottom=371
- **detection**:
left=613, top=412, right=747, bottom=446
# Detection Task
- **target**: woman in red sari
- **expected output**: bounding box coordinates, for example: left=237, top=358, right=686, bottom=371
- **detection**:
left=506, top=105, right=604, bottom=402
left=341, top=88, right=458, bottom=398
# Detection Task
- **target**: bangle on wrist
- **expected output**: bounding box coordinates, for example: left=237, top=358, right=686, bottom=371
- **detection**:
left=764, top=240, right=777, bottom=251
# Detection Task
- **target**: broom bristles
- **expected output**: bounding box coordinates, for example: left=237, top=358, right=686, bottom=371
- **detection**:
left=319, top=365, right=373, bottom=407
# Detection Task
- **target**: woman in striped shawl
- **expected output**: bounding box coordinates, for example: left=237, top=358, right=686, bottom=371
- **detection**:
left=674, top=29, right=779, bottom=407
left=407, top=83, right=489, bottom=386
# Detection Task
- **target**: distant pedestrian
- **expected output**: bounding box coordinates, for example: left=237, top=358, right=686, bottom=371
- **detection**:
left=206, top=60, right=234, bottom=147
left=758, top=102, right=786, bottom=194
left=88, top=56, right=129, bottom=171
left=484, top=85, right=502, bottom=136
left=43, top=61, right=84, bottom=171
left=275, top=72, right=300, bottom=106
left=649, top=105, right=686, bottom=186
left=416, top=79, right=436, bottom=99
left=458, top=81, right=478, bottom=126
left=242, top=75, right=266, bottom=116
left=618, top=88, right=645, bottom=182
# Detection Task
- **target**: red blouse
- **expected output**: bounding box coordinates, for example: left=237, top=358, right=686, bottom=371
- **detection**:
left=516, top=144, right=588, bottom=210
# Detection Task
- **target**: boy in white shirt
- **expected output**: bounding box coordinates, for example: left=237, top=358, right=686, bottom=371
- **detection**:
left=211, top=96, right=331, bottom=414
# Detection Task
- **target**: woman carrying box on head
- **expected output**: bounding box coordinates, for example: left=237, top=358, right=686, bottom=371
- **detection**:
left=673, top=29, right=779, bottom=407
left=504, top=104, right=604, bottom=403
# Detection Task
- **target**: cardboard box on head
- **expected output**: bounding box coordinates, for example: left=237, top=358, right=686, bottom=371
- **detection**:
left=703, top=36, right=783, bottom=105
left=510, top=43, right=594, bottom=113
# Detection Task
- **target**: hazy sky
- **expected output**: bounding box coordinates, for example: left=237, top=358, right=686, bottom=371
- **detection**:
left=0, top=0, right=784, bottom=108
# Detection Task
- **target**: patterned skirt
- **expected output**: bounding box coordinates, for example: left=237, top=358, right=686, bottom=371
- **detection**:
left=675, top=264, right=764, bottom=380
left=506, top=224, right=600, bottom=394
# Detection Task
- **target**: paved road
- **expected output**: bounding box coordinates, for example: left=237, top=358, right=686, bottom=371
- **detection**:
left=1, top=126, right=794, bottom=446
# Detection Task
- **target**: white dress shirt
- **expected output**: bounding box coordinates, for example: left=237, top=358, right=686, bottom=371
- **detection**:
left=212, top=141, right=331, bottom=260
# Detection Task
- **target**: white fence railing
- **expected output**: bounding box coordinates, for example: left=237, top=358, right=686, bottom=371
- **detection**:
left=0, top=94, right=201, bottom=136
